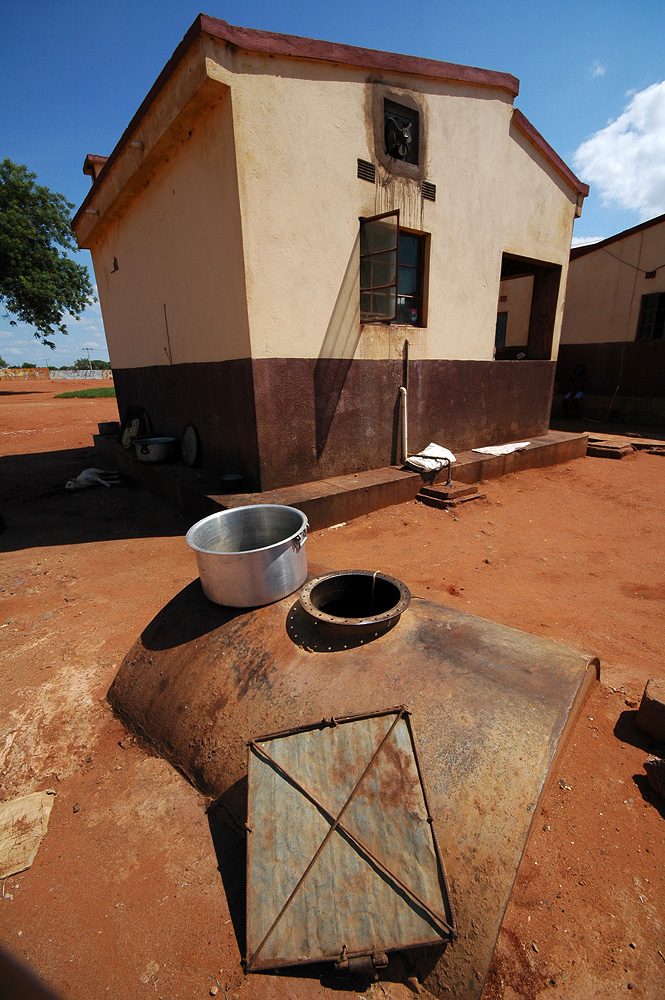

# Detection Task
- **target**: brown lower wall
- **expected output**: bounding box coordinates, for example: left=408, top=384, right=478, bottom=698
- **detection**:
left=114, top=358, right=555, bottom=492
left=253, top=357, right=555, bottom=490
left=556, top=340, right=665, bottom=397
left=113, top=360, right=262, bottom=490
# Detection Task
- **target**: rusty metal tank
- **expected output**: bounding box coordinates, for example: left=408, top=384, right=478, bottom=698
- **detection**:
left=109, top=567, right=598, bottom=1000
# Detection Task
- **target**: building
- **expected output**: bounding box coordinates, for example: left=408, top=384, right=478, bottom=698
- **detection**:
left=73, top=15, right=588, bottom=491
left=556, top=214, right=665, bottom=418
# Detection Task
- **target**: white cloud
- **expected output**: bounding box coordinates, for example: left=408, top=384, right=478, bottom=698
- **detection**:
left=590, top=61, right=606, bottom=78
left=571, top=236, right=604, bottom=248
left=573, top=81, right=665, bottom=220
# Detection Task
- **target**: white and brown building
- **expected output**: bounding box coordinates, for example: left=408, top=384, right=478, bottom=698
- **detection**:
left=73, top=15, right=588, bottom=490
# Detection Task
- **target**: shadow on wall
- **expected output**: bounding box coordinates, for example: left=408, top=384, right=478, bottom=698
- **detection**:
left=314, top=233, right=361, bottom=458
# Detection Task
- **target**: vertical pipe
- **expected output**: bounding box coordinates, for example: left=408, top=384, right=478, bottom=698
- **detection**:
left=400, top=339, right=409, bottom=463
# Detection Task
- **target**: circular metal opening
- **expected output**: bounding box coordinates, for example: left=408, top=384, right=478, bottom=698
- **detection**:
left=299, top=571, right=410, bottom=628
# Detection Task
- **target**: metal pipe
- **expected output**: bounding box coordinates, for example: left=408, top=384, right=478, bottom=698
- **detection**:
left=399, top=386, right=408, bottom=463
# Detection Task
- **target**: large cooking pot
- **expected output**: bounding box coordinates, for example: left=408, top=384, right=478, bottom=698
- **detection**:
left=134, top=436, right=177, bottom=463
left=185, top=504, right=308, bottom=607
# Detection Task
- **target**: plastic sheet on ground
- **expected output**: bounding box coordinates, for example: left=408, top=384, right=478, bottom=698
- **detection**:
left=0, top=790, right=55, bottom=879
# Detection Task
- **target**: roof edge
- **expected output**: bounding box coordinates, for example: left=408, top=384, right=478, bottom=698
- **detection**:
left=512, top=108, right=589, bottom=199
left=570, top=211, right=665, bottom=260
left=198, top=15, right=520, bottom=95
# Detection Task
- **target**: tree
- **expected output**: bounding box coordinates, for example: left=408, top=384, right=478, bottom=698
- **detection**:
left=0, top=159, right=94, bottom=349
left=0, top=354, right=6, bottom=366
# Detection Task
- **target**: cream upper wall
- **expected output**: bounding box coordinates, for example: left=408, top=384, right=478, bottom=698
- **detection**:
left=561, top=222, right=665, bottom=345
left=89, top=90, right=251, bottom=369
left=498, top=277, right=534, bottom=347
left=214, top=41, right=577, bottom=362
left=81, top=36, right=581, bottom=368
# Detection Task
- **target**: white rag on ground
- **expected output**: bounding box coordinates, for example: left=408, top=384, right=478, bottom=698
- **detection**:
left=473, top=441, right=531, bottom=456
left=405, top=442, right=456, bottom=473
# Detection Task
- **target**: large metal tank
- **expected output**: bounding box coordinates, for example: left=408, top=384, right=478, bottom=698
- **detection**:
left=109, top=568, right=598, bottom=1000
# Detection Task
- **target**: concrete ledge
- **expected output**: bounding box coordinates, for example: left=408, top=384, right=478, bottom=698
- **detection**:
left=95, top=430, right=588, bottom=530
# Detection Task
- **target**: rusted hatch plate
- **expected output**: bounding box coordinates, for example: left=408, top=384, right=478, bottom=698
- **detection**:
left=245, top=706, right=456, bottom=973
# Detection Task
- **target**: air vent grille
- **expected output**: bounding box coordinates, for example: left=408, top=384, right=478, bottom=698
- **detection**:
left=357, top=159, right=376, bottom=183
left=421, top=181, right=436, bottom=202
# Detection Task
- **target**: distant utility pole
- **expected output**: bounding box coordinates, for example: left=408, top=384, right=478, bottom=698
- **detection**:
left=84, top=347, right=93, bottom=371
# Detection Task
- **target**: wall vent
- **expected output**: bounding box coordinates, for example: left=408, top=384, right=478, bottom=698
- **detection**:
left=357, top=159, right=376, bottom=183
left=421, top=181, right=436, bottom=202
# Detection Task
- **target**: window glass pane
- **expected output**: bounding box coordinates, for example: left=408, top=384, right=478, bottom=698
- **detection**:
left=361, top=251, right=397, bottom=290
left=396, top=296, right=419, bottom=325
left=399, top=234, right=420, bottom=267
left=360, top=217, right=398, bottom=255
left=362, top=288, right=396, bottom=321
left=398, top=265, right=418, bottom=296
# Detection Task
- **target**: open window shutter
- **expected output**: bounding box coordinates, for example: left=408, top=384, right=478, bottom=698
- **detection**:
left=360, top=210, right=399, bottom=323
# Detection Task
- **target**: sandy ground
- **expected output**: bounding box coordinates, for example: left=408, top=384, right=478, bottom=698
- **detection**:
left=0, top=380, right=664, bottom=1000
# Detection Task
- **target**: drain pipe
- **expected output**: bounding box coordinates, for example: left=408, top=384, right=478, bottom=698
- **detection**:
left=399, top=386, right=408, bottom=463
left=400, top=338, right=409, bottom=464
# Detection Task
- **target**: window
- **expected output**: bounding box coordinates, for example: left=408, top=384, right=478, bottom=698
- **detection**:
left=360, top=211, right=427, bottom=327
left=384, top=99, right=419, bottom=164
left=636, top=292, right=665, bottom=340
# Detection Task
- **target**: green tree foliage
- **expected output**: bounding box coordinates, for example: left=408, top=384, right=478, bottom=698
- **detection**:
left=21, top=361, right=37, bottom=368
left=0, top=159, right=94, bottom=349
left=73, top=356, right=111, bottom=370
left=0, top=354, right=6, bottom=366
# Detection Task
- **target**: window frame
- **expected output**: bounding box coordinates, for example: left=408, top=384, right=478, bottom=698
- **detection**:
left=636, top=292, right=665, bottom=340
left=359, top=211, right=428, bottom=328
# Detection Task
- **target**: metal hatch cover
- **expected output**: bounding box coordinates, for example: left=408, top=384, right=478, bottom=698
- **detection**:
left=245, top=706, right=456, bottom=974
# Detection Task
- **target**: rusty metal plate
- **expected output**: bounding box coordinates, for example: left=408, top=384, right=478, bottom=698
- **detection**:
left=245, top=707, right=455, bottom=973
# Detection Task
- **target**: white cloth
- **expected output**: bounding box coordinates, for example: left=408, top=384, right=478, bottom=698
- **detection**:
left=405, top=442, right=456, bottom=473
left=473, top=441, right=531, bottom=456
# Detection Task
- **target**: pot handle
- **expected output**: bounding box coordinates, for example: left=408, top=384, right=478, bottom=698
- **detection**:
left=292, top=521, right=308, bottom=551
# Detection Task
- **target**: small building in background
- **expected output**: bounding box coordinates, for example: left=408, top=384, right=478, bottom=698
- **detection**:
left=73, top=15, right=588, bottom=491
left=556, top=214, right=665, bottom=422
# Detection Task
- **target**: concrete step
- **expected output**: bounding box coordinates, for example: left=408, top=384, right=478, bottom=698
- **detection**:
left=419, top=482, right=479, bottom=501
left=417, top=490, right=487, bottom=510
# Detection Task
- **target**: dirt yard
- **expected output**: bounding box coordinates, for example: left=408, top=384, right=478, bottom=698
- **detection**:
left=1, top=380, right=664, bottom=1000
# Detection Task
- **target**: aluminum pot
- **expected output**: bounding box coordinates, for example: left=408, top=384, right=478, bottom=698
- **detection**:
left=186, top=504, right=308, bottom=607
left=134, top=436, right=177, bottom=463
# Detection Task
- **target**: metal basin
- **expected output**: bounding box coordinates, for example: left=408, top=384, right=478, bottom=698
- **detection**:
left=186, top=504, right=308, bottom=607
left=134, top=436, right=177, bottom=463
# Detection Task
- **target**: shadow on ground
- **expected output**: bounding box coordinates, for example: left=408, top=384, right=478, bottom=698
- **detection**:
left=1, top=447, right=189, bottom=551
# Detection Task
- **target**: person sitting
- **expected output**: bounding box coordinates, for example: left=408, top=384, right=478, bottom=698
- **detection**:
left=562, top=364, right=588, bottom=419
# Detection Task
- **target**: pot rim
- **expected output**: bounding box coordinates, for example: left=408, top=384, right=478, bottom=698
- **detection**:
left=186, top=504, right=308, bottom=557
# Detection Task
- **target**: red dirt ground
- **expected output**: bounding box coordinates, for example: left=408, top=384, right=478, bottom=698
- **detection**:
left=0, top=380, right=664, bottom=1000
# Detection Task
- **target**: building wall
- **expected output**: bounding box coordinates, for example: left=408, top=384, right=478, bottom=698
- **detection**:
left=90, top=88, right=251, bottom=369
left=497, top=276, right=534, bottom=348
left=561, top=221, right=665, bottom=346
left=78, top=33, right=581, bottom=489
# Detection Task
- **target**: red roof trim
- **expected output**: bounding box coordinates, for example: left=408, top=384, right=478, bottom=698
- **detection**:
left=73, top=14, right=519, bottom=230
left=198, top=15, right=520, bottom=94
left=570, top=211, right=665, bottom=260
left=512, top=109, right=589, bottom=199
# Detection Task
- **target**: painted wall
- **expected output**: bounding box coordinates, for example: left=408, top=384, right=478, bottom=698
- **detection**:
left=497, top=276, right=534, bottom=348
left=76, top=30, right=581, bottom=488
left=82, top=38, right=579, bottom=370
left=89, top=87, right=251, bottom=369
left=561, top=220, right=665, bottom=345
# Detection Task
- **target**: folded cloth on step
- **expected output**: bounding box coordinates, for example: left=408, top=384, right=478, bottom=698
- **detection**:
left=405, top=442, right=456, bottom=473
left=473, top=441, right=531, bottom=457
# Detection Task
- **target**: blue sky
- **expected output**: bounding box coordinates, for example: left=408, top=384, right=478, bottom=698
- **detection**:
left=2, top=0, right=665, bottom=365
